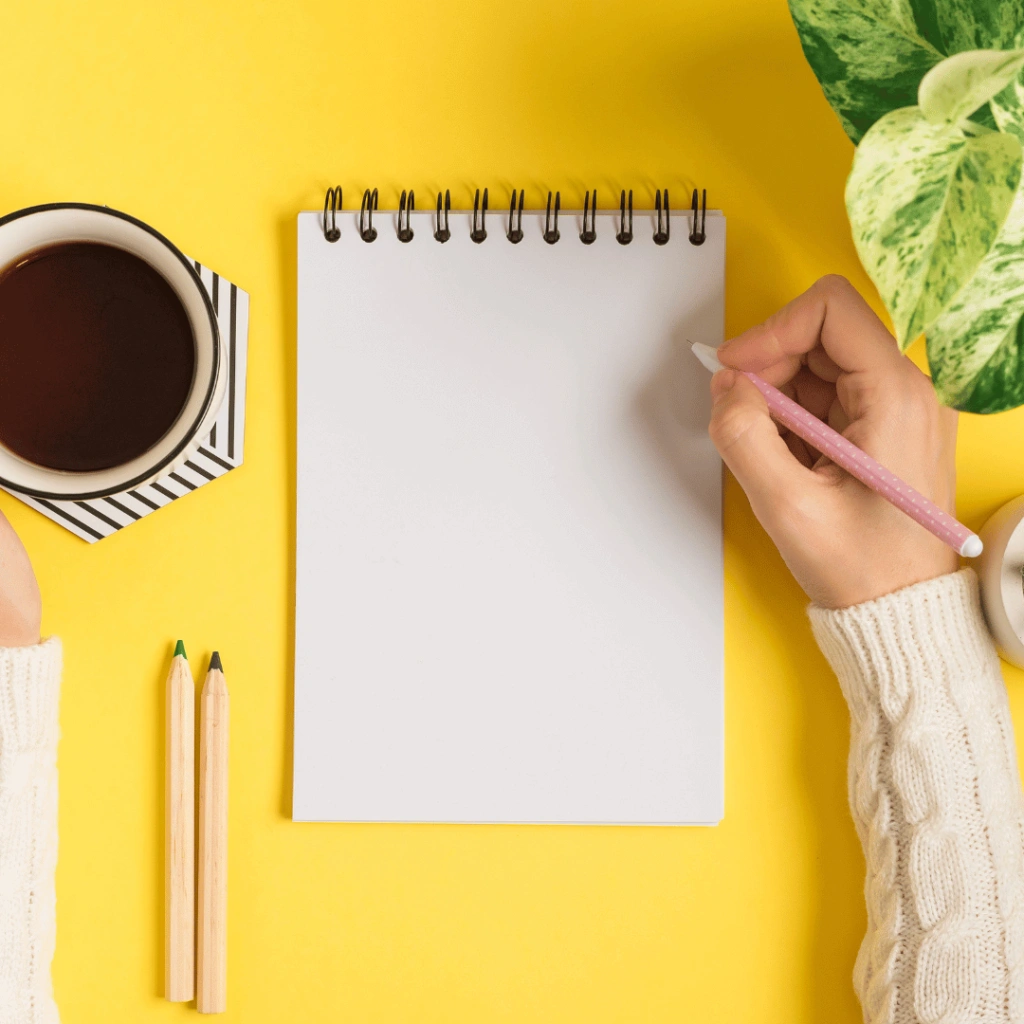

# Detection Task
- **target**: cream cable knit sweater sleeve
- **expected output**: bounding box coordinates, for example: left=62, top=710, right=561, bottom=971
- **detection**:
left=810, top=569, right=1024, bottom=1024
left=0, top=639, right=61, bottom=1024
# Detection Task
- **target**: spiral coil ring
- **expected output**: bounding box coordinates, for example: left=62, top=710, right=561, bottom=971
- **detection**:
left=435, top=190, right=451, bottom=243
left=543, top=191, right=560, bottom=244
left=507, top=190, right=525, bottom=244
left=580, top=191, right=597, bottom=245
left=617, top=190, right=633, bottom=245
left=398, top=190, right=415, bottom=243
left=359, top=188, right=378, bottom=243
left=689, top=188, right=707, bottom=246
left=654, top=190, right=670, bottom=246
left=323, top=186, right=342, bottom=242
left=471, top=188, right=488, bottom=243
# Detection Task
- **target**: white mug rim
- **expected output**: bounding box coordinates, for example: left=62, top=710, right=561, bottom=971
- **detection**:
left=0, top=202, right=221, bottom=500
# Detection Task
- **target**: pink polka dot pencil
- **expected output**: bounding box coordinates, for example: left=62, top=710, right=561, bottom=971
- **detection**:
left=691, top=342, right=982, bottom=558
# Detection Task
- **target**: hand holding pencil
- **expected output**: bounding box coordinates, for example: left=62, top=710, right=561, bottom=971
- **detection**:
left=703, top=275, right=963, bottom=610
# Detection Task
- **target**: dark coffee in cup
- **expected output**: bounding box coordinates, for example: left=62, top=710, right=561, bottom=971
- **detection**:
left=0, top=241, right=196, bottom=472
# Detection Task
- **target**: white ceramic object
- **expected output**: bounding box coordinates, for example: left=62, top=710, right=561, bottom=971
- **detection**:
left=979, top=495, right=1024, bottom=668
left=0, top=203, right=224, bottom=500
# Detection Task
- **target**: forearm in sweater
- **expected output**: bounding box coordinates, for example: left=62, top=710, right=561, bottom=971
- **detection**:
left=810, top=570, right=1024, bottom=1024
left=0, top=639, right=61, bottom=1024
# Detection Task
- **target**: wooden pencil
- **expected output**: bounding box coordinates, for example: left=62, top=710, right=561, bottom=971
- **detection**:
left=165, top=640, right=195, bottom=1002
left=197, top=651, right=229, bottom=1014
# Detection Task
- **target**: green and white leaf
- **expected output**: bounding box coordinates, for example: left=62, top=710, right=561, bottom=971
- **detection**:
left=919, top=49, right=1024, bottom=124
left=846, top=107, right=1022, bottom=348
left=787, top=0, right=1024, bottom=142
left=787, top=0, right=943, bottom=142
left=925, top=173, right=1024, bottom=412
left=929, top=315, right=1024, bottom=412
left=987, top=25, right=1024, bottom=141
left=923, top=0, right=1024, bottom=54
left=991, top=69, right=1024, bottom=142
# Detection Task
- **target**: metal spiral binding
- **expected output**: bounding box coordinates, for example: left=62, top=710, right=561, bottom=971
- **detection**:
left=544, top=191, right=560, bottom=244
left=689, top=188, right=707, bottom=246
left=323, top=186, right=342, bottom=242
left=323, top=184, right=707, bottom=246
left=471, top=188, right=488, bottom=243
left=617, top=190, right=633, bottom=245
left=435, top=190, right=451, bottom=243
left=397, top=190, right=415, bottom=242
left=580, top=190, right=597, bottom=244
left=359, top=188, right=378, bottom=242
left=507, top=190, right=524, bottom=243
left=654, top=190, right=670, bottom=245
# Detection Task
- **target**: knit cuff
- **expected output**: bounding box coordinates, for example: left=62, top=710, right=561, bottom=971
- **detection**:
left=0, top=638, right=62, bottom=754
left=808, top=570, right=999, bottom=713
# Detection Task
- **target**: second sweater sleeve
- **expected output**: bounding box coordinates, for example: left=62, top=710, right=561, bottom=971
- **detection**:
left=809, top=569, right=1024, bottom=1024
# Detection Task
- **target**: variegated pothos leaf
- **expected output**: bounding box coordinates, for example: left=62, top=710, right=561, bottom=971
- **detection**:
left=788, top=0, right=1024, bottom=141
left=919, top=49, right=1024, bottom=124
left=991, top=78, right=1024, bottom=140
left=921, top=0, right=1024, bottom=53
left=925, top=171, right=1024, bottom=411
left=846, top=107, right=1022, bottom=348
left=991, top=32, right=1024, bottom=143
left=787, top=0, right=943, bottom=141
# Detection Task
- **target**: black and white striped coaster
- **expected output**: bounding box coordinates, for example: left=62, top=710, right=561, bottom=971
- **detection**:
left=3, top=262, right=249, bottom=543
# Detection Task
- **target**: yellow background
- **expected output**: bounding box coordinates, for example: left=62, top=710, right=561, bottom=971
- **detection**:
left=1, top=0, right=1020, bottom=1020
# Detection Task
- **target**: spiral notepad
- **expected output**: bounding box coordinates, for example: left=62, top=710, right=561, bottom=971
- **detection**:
left=294, top=186, right=724, bottom=825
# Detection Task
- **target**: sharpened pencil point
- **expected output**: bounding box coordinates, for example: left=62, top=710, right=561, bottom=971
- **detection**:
left=174, top=639, right=186, bottom=659
left=209, top=651, right=223, bottom=672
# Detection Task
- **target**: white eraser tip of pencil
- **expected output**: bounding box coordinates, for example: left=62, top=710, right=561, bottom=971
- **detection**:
left=690, top=342, right=725, bottom=374
left=961, top=534, right=983, bottom=558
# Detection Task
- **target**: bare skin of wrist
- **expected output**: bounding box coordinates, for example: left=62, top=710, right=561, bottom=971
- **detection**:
left=0, top=511, right=42, bottom=647
left=707, top=275, right=958, bottom=610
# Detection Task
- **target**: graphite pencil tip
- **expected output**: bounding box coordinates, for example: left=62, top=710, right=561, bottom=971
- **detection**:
left=209, top=651, right=223, bottom=673
left=174, top=639, right=186, bottom=659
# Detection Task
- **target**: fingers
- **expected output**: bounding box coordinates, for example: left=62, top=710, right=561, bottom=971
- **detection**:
left=807, top=345, right=841, bottom=383
left=708, top=372, right=815, bottom=523
left=789, top=367, right=835, bottom=422
left=719, top=276, right=903, bottom=381
left=0, top=511, right=40, bottom=647
left=782, top=432, right=817, bottom=468
left=827, top=396, right=850, bottom=434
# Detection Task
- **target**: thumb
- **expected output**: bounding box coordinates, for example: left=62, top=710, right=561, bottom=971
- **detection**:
left=708, top=371, right=813, bottom=523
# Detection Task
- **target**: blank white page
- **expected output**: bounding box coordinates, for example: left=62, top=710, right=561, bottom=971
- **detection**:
left=294, top=205, right=724, bottom=824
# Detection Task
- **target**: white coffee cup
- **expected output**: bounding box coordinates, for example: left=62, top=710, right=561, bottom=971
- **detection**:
left=979, top=496, right=1024, bottom=668
left=0, top=203, right=224, bottom=500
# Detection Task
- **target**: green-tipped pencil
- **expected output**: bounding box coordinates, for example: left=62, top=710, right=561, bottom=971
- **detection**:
left=197, top=651, right=229, bottom=1014
left=165, top=640, right=195, bottom=1002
